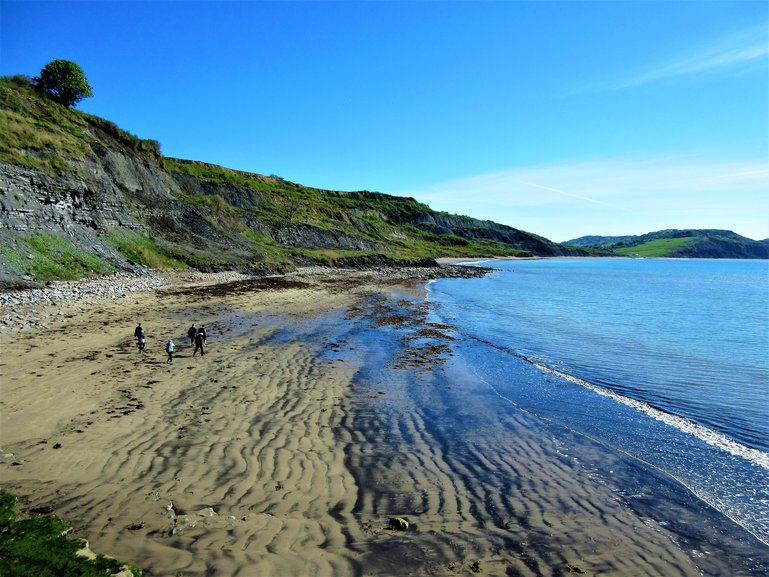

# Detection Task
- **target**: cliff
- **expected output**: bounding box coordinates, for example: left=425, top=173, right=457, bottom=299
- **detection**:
left=0, top=75, right=583, bottom=284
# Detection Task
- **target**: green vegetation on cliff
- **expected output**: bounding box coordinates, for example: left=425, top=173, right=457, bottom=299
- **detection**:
left=0, top=233, right=114, bottom=281
left=0, top=75, right=159, bottom=177
left=33, top=59, right=93, bottom=109
left=103, top=229, right=186, bottom=270
left=0, top=74, right=583, bottom=282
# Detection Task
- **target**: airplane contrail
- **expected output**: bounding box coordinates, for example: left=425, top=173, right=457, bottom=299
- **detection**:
left=516, top=180, right=609, bottom=205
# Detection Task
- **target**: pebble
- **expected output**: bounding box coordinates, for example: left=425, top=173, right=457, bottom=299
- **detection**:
left=0, top=270, right=262, bottom=333
left=0, top=272, right=165, bottom=308
left=0, top=272, right=168, bottom=333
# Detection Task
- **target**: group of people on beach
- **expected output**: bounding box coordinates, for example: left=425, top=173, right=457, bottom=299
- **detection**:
left=133, top=323, right=207, bottom=363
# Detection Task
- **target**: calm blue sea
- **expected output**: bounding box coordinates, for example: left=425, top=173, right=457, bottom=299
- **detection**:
left=428, top=258, right=769, bottom=544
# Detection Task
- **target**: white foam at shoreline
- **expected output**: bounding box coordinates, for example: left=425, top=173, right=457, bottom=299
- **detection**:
left=532, top=361, right=769, bottom=471
left=466, top=356, right=769, bottom=546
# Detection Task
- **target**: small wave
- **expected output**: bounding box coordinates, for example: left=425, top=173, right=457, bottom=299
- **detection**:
left=467, top=355, right=769, bottom=546
left=449, top=326, right=769, bottom=471
left=531, top=362, right=769, bottom=471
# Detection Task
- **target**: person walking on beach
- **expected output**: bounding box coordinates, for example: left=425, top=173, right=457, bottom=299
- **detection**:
left=193, top=330, right=206, bottom=356
left=137, top=330, right=146, bottom=353
left=187, top=324, right=197, bottom=345
left=134, top=323, right=143, bottom=344
left=165, top=339, right=175, bottom=364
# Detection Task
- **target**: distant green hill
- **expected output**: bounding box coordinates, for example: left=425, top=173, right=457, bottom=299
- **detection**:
left=565, top=229, right=768, bottom=259
left=563, top=235, right=634, bottom=247
left=0, top=74, right=585, bottom=283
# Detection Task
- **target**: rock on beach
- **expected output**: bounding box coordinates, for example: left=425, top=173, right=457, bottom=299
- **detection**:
left=0, top=270, right=254, bottom=333
left=0, top=272, right=164, bottom=332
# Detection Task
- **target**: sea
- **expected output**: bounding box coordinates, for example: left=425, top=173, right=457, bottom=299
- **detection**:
left=427, top=257, right=769, bottom=547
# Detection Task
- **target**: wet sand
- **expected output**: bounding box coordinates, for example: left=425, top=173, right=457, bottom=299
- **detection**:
left=0, top=270, right=757, bottom=576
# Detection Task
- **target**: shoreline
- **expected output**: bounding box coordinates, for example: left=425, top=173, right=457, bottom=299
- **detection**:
left=1, top=267, right=765, bottom=576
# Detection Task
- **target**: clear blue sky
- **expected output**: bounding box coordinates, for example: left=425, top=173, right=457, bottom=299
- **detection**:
left=2, top=1, right=767, bottom=242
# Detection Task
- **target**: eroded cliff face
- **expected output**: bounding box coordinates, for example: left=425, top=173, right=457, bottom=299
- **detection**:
left=0, top=159, right=147, bottom=280
left=0, top=143, right=388, bottom=281
left=404, top=213, right=584, bottom=257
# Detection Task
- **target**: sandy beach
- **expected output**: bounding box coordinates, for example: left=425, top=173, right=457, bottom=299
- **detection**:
left=0, top=268, right=753, bottom=576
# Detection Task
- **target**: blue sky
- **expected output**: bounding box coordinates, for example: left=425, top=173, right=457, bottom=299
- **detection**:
left=1, top=1, right=767, bottom=242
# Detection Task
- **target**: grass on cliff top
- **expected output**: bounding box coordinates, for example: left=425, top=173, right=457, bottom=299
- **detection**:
left=0, top=76, right=89, bottom=174
left=0, top=490, right=141, bottom=577
left=0, top=75, right=160, bottom=176
left=612, top=236, right=696, bottom=257
left=0, top=233, right=113, bottom=281
left=164, top=157, right=433, bottom=221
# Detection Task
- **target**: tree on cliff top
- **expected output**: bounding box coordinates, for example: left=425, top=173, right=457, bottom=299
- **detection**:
left=33, top=59, right=93, bottom=108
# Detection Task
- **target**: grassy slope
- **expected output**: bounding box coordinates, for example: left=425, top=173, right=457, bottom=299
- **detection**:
left=607, top=229, right=767, bottom=258
left=0, top=75, right=531, bottom=280
left=0, top=75, right=160, bottom=176
left=164, top=158, right=530, bottom=261
left=0, top=233, right=116, bottom=281
left=612, top=236, right=696, bottom=257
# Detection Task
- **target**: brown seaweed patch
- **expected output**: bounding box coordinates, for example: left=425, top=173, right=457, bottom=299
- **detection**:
left=413, top=328, right=456, bottom=341
left=373, top=314, right=411, bottom=328
left=366, top=292, right=459, bottom=371
left=424, top=322, right=454, bottom=331
left=396, top=342, right=453, bottom=370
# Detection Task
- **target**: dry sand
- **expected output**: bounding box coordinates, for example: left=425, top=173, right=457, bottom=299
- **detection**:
left=0, top=270, right=719, bottom=576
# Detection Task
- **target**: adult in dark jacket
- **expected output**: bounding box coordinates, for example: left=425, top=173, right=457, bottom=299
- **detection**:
left=193, top=331, right=206, bottom=356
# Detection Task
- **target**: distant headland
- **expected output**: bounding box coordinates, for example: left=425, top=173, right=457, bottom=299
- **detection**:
left=564, top=229, right=768, bottom=259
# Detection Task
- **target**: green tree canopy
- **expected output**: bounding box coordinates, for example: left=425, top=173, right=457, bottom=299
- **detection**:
left=34, top=59, right=93, bottom=108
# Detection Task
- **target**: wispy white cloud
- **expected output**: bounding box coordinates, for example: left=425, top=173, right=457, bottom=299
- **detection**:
left=397, top=156, right=769, bottom=241
left=402, top=156, right=768, bottom=206
left=612, top=26, right=767, bottom=89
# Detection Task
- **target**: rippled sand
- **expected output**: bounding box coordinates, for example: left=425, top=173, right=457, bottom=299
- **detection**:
left=0, top=271, right=752, bottom=576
